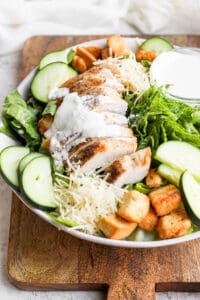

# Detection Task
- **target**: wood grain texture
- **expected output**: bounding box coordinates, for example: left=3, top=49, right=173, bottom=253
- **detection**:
left=7, top=35, right=200, bottom=300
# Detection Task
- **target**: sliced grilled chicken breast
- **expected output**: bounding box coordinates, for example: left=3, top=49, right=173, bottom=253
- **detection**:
left=69, top=137, right=137, bottom=174
left=98, top=112, right=128, bottom=127
left=45, top=60, right=139, bottom=176
left=69, top=79, right=123, bottom=95
left=107, top=126, right=133, bottom=138
left=104, top=147, right=151, bottom=187
left=61, top=63, right=121, bottom=89
left=61, top=63, right=124, bottom=97
left=82, top=86, right=122, bottom=100
left=68, top=138, right=94, bottom=158
left=82, top=93, right=128, bottom=115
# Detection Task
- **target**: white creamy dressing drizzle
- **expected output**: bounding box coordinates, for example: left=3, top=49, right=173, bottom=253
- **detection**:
left=46, top=92, right=126, bottom=139
left=49, top=87, right=69, bottom=99
left=45, top=91, right=127, bottom=164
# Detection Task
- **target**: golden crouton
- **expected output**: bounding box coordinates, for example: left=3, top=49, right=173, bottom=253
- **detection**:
left=157, top=208, right=191, bottom=239
left=76, top=47, right=96, bottom=68
left=136, top=49, right=157, bottom=62
left=85, top=46, right=102, bottom=59
left=98, top=214, right=137, bottom=240
left=117, top=190, right=150, bottom=223
left=139, top=207, right=158, bottom=232
left=101, top=48, right=110, bottom=59
left=149, top=184, right=182, bottom=216
left=71, top=55, right=87, bottom=73
left=38, top=115, right=53, bottom=135
left=41, top=138, right=51, bottom=150
left=146, top=168, right=162, bottom=188
left=107, top=35, right=130, bottom=57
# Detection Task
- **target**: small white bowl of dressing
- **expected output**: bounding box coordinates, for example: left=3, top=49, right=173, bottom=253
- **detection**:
left=150, top=50, right=200, bottom=106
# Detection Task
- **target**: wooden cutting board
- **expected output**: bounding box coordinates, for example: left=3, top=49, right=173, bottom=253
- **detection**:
left=7, top=35, right=200, bottom=300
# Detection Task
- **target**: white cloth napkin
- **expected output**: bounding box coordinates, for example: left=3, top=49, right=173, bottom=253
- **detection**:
left=0, top=0, right=200, bottom=55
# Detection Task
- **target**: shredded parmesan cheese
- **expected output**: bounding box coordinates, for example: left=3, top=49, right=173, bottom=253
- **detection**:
left=53, top=169, right=125, bottom=235
left=94, top=56, right=150, bottom=94
left=116, top=57, right=150, bottom=93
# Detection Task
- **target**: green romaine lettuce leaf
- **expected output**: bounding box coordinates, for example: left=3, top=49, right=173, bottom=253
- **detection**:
left=67, top=49, right=75, bottom=64
left=0, top=90, right=42, bottom=149
left=127, top=182, right=152, bottom=194
left=42, top=101, right=57, bottom=116
left=128, top=86, right=200, bottom=153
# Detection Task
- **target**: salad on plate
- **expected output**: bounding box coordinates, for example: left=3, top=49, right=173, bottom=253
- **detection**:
left=1, top=35, right=200, bottom=244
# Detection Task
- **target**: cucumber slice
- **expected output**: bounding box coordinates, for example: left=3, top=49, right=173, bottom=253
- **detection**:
left=31, top=62, right=77, bottom=103
left=141, top=37, right=173, bottom=55
left=56, top=217, right=77, bottom=227
left=39, top=49, right=75, bottom=69
left=0, top=146, right=30, bottom=189
left=20, top=156, right=56, bottom=211
left=155, top=141, right=200, bottom=181
left=157, top=164, right=181, bottom=186
left=18, top=152, right=43, bottom=174
left=45, top=213, right=77, bottom=227
left=180, top=171, right=200, bottom=225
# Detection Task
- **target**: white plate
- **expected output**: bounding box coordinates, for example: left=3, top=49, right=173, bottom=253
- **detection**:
left=1, top=37, right=200, bottom=248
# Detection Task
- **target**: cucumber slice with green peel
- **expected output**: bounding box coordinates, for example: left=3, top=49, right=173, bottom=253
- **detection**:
left=180, top=171, right=200, bottom=225
left=31, top=62, right=77, bottom=103
left=45, top=213, right=77, bottom=227
left=20, top=156, right=57, bottom=211
left=39, top=49, right=75, bottom=69
left=45, top=212, right=58, bottom=222
left=141, top=37, right=173, bottom=55
left=157, top=164, right=181, bottom=187
left=0, top=146, right=30, bottom=189
left=56, top=217, right=77, bottom=227
left=155, top=141, right=200, bottom=181
left=18, top=152, right=43, bottom=174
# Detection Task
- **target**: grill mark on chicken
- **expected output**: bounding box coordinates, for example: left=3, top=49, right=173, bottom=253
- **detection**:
left=104, top=147, right=151, bottom=186
left=69, top=137, right=137, bottom=173
left=104, top=159, right=126, bottom=183
left=71, top=141, right=106, bottom=165
left=68, top=138, right=93, bottom=157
